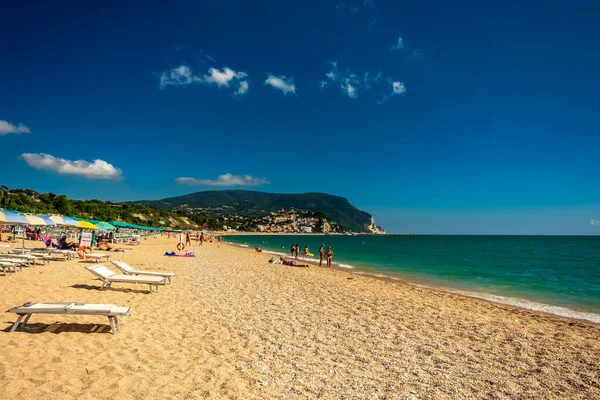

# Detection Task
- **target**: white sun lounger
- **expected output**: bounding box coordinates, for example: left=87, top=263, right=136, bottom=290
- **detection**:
left=0, top=259, right=27, bottom=273
left=0, top=261, right=22, bottom=276
left=6, top=302, right=132, bottom=335
left=85, top=265, right=166, bottom=293
left=83, top=253, right=111, bottom=264
left=52, top=249, right=79, bottom=260
left=3, top=254, right=45, bottom=266
left=111, top=260, right=176, bottom=284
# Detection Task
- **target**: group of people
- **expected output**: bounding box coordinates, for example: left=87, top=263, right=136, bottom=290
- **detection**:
left=184, top=231, right=204, bottom=248
left=288, top=243, right=333, bottom=267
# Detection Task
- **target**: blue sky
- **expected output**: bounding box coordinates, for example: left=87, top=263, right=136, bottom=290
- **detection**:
left=1, top=0, right=599, bottom=234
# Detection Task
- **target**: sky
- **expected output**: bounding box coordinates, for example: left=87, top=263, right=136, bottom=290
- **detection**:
left=1, top=0, right=599, bottom=234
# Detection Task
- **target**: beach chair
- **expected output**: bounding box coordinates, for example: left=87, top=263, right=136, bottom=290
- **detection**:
left=6, top=302, right=132, bottom=335
left=0, top=257, right=32, bottom=269
left=85, top=265, right=166, bottom=293
left=111, top=260, right=176, bottom=284
left=82, top=253, right=111, bottom=264
left=3, top=254, right=44, bottom=266
left=0, top=261, right=22, bottom=276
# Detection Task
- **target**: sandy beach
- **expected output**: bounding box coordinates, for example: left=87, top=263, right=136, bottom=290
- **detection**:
left=0, top=236, right=598, bottom=399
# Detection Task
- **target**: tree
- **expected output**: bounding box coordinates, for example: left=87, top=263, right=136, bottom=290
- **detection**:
left=52, top=195, right=72, bottom=215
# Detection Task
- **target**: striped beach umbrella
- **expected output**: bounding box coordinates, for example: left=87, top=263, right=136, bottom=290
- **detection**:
left=44, top=215, right=79, bottom=227
left=23, top=215, right=47, bottom=226
left=0, top=209, right=27, bottom=225
left=37, top=215, right=57, bottom=225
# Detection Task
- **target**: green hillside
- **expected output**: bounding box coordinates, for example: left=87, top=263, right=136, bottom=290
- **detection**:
left=131, top=190, right=382, bottom=233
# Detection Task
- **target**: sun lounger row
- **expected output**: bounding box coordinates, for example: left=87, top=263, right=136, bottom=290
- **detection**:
left=6, top=261, right=177, bottom=334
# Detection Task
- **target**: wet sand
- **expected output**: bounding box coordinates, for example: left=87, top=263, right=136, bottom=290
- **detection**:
left=0, top=236, right=598, bottom=399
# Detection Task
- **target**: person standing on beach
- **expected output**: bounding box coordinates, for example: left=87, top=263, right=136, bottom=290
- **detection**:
left=295, top=244, right=300, bottom=259
left=199, top=232, right=204, bottom=246
left=290, top=244, right=296, bottom=257
left=326, top=246, right=333, bottom=267
left=185, top=231, right=192, bottom=248
left=318, top=244, right=325, bottom=267
left=304, top=245, right=309, bottom=258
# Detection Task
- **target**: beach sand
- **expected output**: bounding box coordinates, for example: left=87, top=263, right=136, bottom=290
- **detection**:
left=0, top=236, right=598, bottom=399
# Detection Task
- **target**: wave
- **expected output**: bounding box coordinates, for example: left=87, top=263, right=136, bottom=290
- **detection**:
left=451, top=290, right=600, bottom=324
left=337, top=263, right=354, bottom=269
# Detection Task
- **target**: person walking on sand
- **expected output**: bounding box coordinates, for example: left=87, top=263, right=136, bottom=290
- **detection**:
left=304, top=245, right=309, bottom=258
left=326, top=246, right=333, bottom=267
left=199, top=232, right=204, bottom=246
left=318, top=244, right=325, bottom=267
left=295, top=244, right=300, bottom=259
left=185, top=231, right=192, bottom=248
left=290, top=244, right=296, bottom=257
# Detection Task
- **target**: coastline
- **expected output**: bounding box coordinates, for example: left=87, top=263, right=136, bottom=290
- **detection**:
left=227, top=242, right=600, bottom=325
left=1, top=237, right=598, bottom=399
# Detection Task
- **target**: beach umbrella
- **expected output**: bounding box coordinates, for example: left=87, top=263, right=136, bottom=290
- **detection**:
left=37, top=215, right=57, bottom=225
left=0, top=209, right=27, bottom=225
left=22, top=215, right=47, bottom=226
left=76, top=220, right=98, bottom=230
left=45, top=215, right=79, bottom=227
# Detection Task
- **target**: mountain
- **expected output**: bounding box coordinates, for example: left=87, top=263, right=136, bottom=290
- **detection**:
left=131, top=190, right=385, bottom=233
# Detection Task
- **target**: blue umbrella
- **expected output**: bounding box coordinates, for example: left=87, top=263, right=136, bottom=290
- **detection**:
left=37, top=215, right=57, bottom=225
left=0, top=209, right=27, bottom=225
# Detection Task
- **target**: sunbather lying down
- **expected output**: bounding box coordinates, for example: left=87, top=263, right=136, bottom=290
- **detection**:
left=280, top=257, right=309, bottom=268
left=97, top=243, right=127, bottom=252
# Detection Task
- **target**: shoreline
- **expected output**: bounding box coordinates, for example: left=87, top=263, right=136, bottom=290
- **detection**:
left=225, top=241, right=600, bottom=325
left=1, top=236, right=599, bottom=399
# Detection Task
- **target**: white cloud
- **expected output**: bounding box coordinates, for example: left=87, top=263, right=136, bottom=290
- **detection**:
left=389, top=36, right=404, bottom=52
left=0, top=120, right=31, bottom=136
left=235, top=81, right=249, bottom=96
left=175, top=173, right=269, bottom=187
left=342, top=81, right=357, bottom=98
left=392, top=81, right=407, bottom=95
left=20, top=153, right=123, bottom=180
left=377, top=81, right=406, bottom=105
left=159, top=65, right=249, bottom=95
left=591, top=219, right=600, bottom=225
left=159, top=65, right=194, bottom=88
left=319, top=80, right=328, bottom=89
left=201, top=67, right=247, bottom=87
left=326, top=71, right=337, bottom=80
left=264, top=75, right=296, bottom=96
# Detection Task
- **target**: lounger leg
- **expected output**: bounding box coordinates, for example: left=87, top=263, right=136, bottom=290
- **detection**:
left=108, top=317, right=117, bottom=335
left=10, top=315, right=25, bottom=332
left=115, top=317, right=120, bottom=330
left=20, top=314, right=32, bottom=328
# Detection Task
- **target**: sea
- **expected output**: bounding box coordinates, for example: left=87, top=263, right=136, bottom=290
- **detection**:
left=224, top=234, right=600, bottom=323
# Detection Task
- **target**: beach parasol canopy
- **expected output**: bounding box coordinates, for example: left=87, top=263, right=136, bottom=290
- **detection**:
left=76, top=220, right=99, bottom=230
left=45, top=215, right=79, bottom=227
left=37, top=215, right=57, bottom=225
left=93, top=221, right=116, bottom=231
left=0, top=209, right=27, bottom=225
left=22, top=215, right=48, bottom=226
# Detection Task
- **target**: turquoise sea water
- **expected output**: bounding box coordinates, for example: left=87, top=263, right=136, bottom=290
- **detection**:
left=225, top=235, right=600, bottom=322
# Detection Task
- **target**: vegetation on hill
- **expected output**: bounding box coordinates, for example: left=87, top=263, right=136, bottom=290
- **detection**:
left=131, top=190, right=381, bottom=232
left=0, top=186, right=223, bottom=230
left=1, top=187, right=383, bottom=233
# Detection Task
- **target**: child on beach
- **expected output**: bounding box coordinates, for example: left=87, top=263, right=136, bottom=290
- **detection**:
left=326, top=246, right=333, bottom=267
left=304, top=245, right=309, bottom=258
left=185, top=231, right=192, bottom=248
left=295, top=244, right=300, bottom=259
